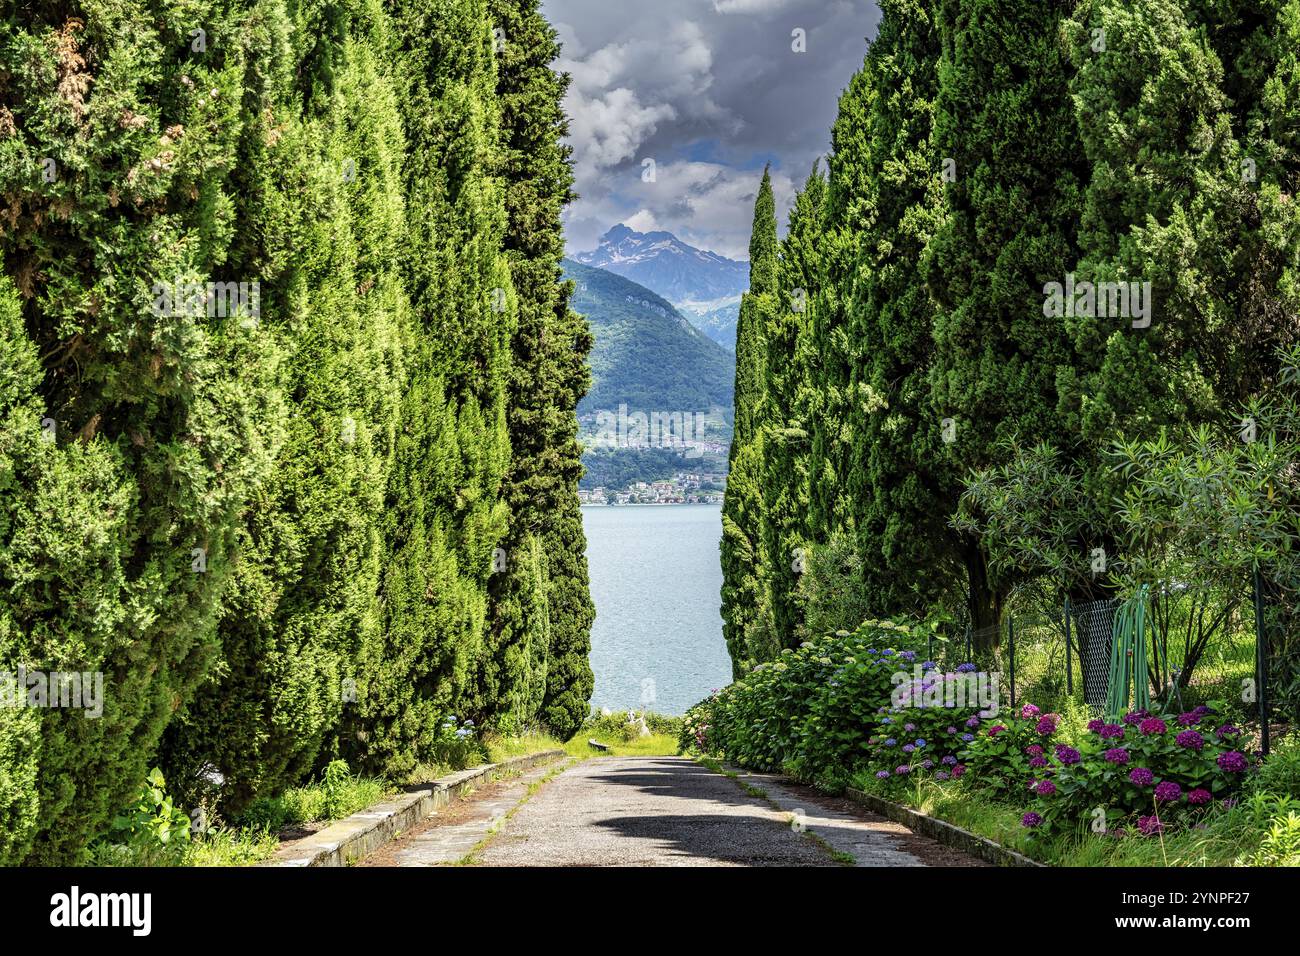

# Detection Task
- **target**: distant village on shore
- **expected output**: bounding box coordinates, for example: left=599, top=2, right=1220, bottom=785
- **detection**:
left=578, top=470, right=727, bottom=505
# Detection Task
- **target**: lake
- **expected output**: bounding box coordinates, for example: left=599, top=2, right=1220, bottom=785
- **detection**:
left=582, top=504, right=733, bottom=716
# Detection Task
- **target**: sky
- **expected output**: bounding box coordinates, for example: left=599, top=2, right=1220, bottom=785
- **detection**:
left=541, top=0, right=882, bottom=261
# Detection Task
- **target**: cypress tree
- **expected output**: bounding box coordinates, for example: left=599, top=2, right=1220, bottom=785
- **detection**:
left=479, top=0, right=593, bottom=738
left=0, top=1, right=284, bottom=861
left=721, top=168, right=775, bottom=671
left=351, top=0, right=515, bottom=777
left=757, top=162, right=823, bottom=648
left=160, top=0, right=408, bottom=810
left=926, top=0, right=1087, bottom=642
left=839, top=0, right=955, bottom=620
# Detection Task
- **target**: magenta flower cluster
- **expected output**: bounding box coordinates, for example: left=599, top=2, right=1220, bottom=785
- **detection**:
left=1217, top=751, right=1248, bottom=773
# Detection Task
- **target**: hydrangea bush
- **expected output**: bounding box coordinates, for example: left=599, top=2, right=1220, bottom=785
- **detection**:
left=681, top=620, right=936, bottom=780
left=1014, top=704, right=1254, bottom=835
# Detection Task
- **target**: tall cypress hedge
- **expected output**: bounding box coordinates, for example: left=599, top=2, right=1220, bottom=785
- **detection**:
left=721, top=0, right=1300, bottom=675
left=0, top=0, right=590, bottom=861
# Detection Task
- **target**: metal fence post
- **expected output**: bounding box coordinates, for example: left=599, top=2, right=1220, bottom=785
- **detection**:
left=1064, top=594, right=1073, bottom=696
left=1253, top=566, right=1271, bottom=757
left=1008, top=614, right=1016, bottom=710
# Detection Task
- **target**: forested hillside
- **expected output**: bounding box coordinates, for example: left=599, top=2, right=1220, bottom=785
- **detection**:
left=0, top=0, right=590, bottom=865
left=565, top=259, right=734, bottom=419
left=721, top=0, right=1300, bottom=691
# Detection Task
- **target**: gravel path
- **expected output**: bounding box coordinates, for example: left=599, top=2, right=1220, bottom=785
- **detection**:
left=471, top=756, right=978, bottom=867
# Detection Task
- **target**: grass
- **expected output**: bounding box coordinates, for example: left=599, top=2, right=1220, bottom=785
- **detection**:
left=562, top=709, right=684, bottom=759
left=101, top=718, right=681, bottom=867
left=848, top=767, right=1300, bottom=866
left=236, top=772, right=390, bottom=833
left=564, top=732, right=680, bottom=758
left=96, top=730, right=579, bottom=867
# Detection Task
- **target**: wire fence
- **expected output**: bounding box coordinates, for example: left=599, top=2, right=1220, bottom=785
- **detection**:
left=918, top=575, right=1275, bottom=752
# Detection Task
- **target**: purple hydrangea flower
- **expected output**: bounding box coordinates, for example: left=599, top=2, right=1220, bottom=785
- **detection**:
left=902, top=744, right=915, bottom=753
left=884, top=738, right=897, bottom=747
left=1029, top=756, right=1048, bottom=768
left=1176, top=711, right=1201, bottom=726
left=941, top=755, right=957, bottom=766
left=1217, top=724, right=1241, bottom=739
left=946, top=726, right=958, bottom=734
left=1186, top=788, right=1212, bottom=805
left=1055, top=745, right=1082, bottom=765
left=921, top=759, right=934, bottom=769
left=1139, top=717, right=1167, bottom=735
left=965, top=716, right=981, bottom=728
left=960, top=733, right=974, bottom=742
left=904, top=723, right=916, bottom=732
left=900, top=650, right=916, bottom=662
left=1036, top=715, right=1058, bottom=735
left=895, top=765, right=911, bottom=775
left=1035, top=780, right=1056, bottom=796
left=1175, top=730, right=1204, bottom=751
left=1020, top=703, right=1041, bottom=719
left=988, top=725, right=1006, bottom=736
left=921, top=661, right=937, bottom=672
left=1087, top=719, right=1105, bottom=733
left=1217, top=750, right=1248, bottom=773
left=1136, top=815, right=1164, bottom=836
left=952, top=764, right=966, bottom=778
left=1103, top=747, right=1130, bottom=765
left=1026, top=744, right=1044, bottom=756
left=1099, top=723, right=1125, bottom=739
left=1021, top=812, right=1043, bottom=828
left=935, top=771, right=950, bottom=781
left=1154, top=781, right=1182, bottom=802
left=1123, top=709, right=1149, bottom=726
left=957, top=662, right=977, bottom=673
left=1129, top=767, right=1154, bottom=786
left=875, top=770, right=890, bottom=779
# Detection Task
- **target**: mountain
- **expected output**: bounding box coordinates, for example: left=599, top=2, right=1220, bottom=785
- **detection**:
left=565, top=259, right=734, bottom=418
left=564, top=260, right=734, bottom=490
left=573, top=224, right=747, bottom=349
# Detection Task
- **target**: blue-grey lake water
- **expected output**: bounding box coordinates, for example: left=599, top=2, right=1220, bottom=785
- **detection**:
left=582, top=504, right=733, bottom=716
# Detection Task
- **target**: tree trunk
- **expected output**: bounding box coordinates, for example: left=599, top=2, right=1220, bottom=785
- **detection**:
left=965, top=548, right=1003, bottom=650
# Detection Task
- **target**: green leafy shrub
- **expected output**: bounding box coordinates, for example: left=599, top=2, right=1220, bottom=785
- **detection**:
left=1015, top=705, right=1252, bottom=837
left=90, top=769, right=192, bottom=867
left=683, top=619, right=937, bottom=781
left=1249, top=735, right=1300, bottom=799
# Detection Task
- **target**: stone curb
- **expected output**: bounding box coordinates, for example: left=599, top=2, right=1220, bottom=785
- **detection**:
left=261, top=749, right=565, bottom=867
left=844, top=787, right=1045, bottom=868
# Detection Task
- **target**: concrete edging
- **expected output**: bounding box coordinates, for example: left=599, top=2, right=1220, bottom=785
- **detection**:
left=262, top=749, right=565, bottom=867
left=844, top=786, right=1045, bottom=868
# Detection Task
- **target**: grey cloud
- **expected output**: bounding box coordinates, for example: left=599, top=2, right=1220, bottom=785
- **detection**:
left=544, top=0, right=880, bottom=258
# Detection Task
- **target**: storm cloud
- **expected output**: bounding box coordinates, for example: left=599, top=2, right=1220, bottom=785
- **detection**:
left=543, top=0, right=881, bottom=260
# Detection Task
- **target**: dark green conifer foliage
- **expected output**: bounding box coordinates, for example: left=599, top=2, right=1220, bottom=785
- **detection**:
left=0, top=1, right=284, bottom=861
left=479, top=0, right=592, bottom=738
left=926, top=0, right=1086, bottom=641
left=757, top=163, right=823, bottom=649
left=839, top=1, right=954, bottom=620
left=349, top=0, right=514, bottom=777
left=160, top=0, right=408, bottom=810
left=721, top=168, right=775, bottom=672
